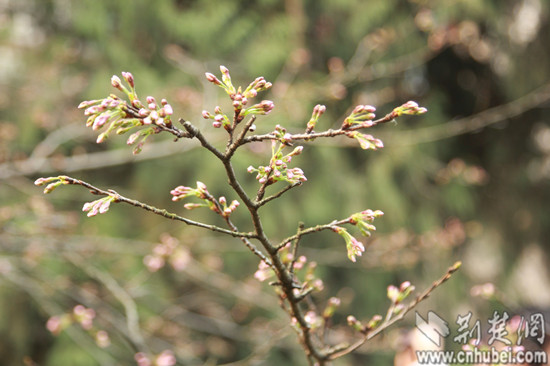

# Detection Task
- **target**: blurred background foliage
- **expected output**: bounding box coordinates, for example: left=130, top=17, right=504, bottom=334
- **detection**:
left=1, top=0, right=550, bottom=364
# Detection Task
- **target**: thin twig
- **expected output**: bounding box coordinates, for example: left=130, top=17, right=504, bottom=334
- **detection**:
left=59, top=176, right=256, bottom=239
left=257, top=182, right=302, bottom=208
left=64, top=252, right=149, bottom=353
left=326, top=261, right=462, bottom=360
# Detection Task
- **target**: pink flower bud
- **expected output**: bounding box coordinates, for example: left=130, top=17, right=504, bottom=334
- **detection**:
left=163, top=104, right=173, bottom=115
left=205, top=72, right=222, bottom=85
left=220, top=65, right=230, bottom=77
left=155, top=350, right=176, bottom=366
left=96, top=133, right=107, bottom=143
left=127, top=131, right=140, bottom=145
left=111, top=75, right=122, bottom=90
left=260, top=100, right=275, bottom=114
left=132, top=99, right=143, bottom=108
left=202, top=110, right=211, bottom=119
left=314, top=104, right=327, bottom=115
left=121, top=71, right=134, bottom=88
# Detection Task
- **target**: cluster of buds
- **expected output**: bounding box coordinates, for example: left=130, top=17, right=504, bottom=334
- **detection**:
left=304, top=310, right=323, bottom=330
left=204, top=66, right=273, bottom=127
left=292, top=256, right=324, bottom=296
left=254, top=260, right=274, bottom=282
left=387, top=281, right=415, bottom=314
left=345, top=131, right=384, bottom=150
left=143, top=233, right=191, bottom=273
left=217, top=196, right=240, bottom=217
left=342, top=105, right=376, bottom=129
left=134, top=350, right=176, bottom=366
left=73, top=304, right=96, bottom=330
left=170, top=181, right=210, bottom=202
left=331, top=226, right=365, bottom=262
left=347, top=314, right=383, bottom=333
left=391, top=100, right=428, bottom=118
left=79, top=72, right=174, bottom=154
left=349, top=209, right=384, bottom=237
left=272, top=124, right=293, bottom=145
left=34, top=176, right=69, bottom=194
left=82, top=196, right=117, bottom=217
left=247, top=140, right=306, bottom=185
left=46, top=305, right=110, bottom=348
left=202, top=106, right=231, bottom=130
left=306, top=104, right=327, bottom=134
left=170, top=182, right=239, bottom=217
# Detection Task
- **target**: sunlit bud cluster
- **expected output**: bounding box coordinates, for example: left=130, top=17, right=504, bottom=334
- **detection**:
left=79, top=72, right=174, bottom=154
left=306, top=104, right=326, bottom=133
left=332, top=226, right=365, bottom=262
left=82, top=196, right=116, bottom=217
left=247, top=140, right=306, bottom=185
left=135, top=350, right=176, bottom=366
left=345, top=131, right=384, bottom=150
left=349, top=209, right=384, bottom=237
left=391, top=100, right=428, bottom=117
left=342, top=105, right=376, bottom=129
left=144, top=234, right=191, bottom=272
left=387, top=281, right=415, bottom=304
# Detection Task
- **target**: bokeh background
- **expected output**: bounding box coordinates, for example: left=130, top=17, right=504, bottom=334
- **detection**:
left=1, top=0, right=550, bottom=365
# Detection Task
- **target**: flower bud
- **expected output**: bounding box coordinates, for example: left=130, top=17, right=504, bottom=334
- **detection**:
left=163, top=104, right=173, bottom=116
left=111, top=75, right=122, bottom=90
left=205, top=72, right=222, bottom=85
left=121, top=71, right=134, bottom=88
